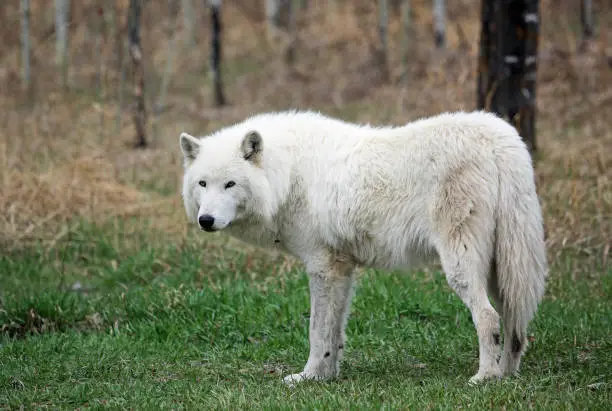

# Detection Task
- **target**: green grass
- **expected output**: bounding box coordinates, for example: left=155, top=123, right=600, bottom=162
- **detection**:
left=1, top=223, right=610, bottom=409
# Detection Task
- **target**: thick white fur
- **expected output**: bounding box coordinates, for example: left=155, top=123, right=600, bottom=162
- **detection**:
left=179, top=110, right=548, bottom=385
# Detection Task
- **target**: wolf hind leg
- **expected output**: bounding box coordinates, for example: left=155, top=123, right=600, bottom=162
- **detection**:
left=437, top=230, right=503, bottom=384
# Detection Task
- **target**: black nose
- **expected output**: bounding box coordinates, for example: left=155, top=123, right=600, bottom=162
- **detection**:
left=198, top=214, right=215, bottom=231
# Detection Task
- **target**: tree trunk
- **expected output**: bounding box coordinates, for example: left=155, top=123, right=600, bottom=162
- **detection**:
left=116, top=38, right=127, bottom=135
left=96, top=6, right=106, bottom=142
left=378, top=0, right=388, bottom=55
left=265, top=0, right=294, bottom=43
left=284, top=0, right=299, bottom=66
left=20, top=0, right=31, bottom=90
left=114, top=0, right=126, bottom=135
left=128, top=0, right=147, bottom=148
left=477, top=0, right=539, bottom=153
left=182, top=0, right=196, bottom=46
left=378, top=0, right=389, bottom=81
left=265, top=0, right=280, bottom=42
left=433, top=0, right=445, bottom=48
left=157, top=0, right=180, bottom=111
left=55, top=0, right=70, bottom=89
left=580, top=0, right=594, bottom=42
left=209, top=0, right=225, bottom=107
left=400, top=0, right=411, bottom=81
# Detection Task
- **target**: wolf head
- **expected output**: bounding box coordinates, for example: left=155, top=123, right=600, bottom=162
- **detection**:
left=179, top=129, right=265, bottom=232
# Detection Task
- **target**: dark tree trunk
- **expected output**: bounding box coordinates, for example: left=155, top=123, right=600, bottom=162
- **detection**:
left=400, top=0, right=411, bottom=82
left=209, top=0, right=225, bottom=107
left=21, top=0, right=31, bottom=91
left=128, top=0, right=147, bottom=148
left=477, top=0, right=539, bottom=153
left=284, top=0, right=298, bottom=66
left=55, top=0, right=70, bottom=89
left=433, top=0, right=446, bottom=48
left=580, top=0, right=594, bottom=50
left=377, top=0, right=390, bottom=82
left=581, top=0, right=594, bottom=39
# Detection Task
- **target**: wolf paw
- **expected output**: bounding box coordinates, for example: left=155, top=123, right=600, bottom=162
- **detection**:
left=468, top=368, right=503, bottom=385
left=283, top=373, right=306, bottom=387
left=282, top=372, right=326, bottom=387
left=283, top=372, right=316, bottom=387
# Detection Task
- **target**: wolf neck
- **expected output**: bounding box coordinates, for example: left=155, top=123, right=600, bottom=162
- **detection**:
left=228, top=146, right=296, bottom=249
left=250, top=144, right=294, bottom=224
left=226, top=213, right=281, bottom=250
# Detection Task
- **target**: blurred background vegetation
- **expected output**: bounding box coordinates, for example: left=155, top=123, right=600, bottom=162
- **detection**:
left=0, top=0, right=609, bottom=265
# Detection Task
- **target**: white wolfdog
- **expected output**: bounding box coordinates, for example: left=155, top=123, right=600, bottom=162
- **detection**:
left=179, top=110, right=548, bottom=385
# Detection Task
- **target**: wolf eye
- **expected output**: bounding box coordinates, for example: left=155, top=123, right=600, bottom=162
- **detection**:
left=224, top=181, right=236, bottom=189
left=198, top=180, right=207, bottom=187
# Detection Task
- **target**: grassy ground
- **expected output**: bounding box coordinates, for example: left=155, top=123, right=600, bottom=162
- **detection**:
left=1, top=223, right=610, bottom=409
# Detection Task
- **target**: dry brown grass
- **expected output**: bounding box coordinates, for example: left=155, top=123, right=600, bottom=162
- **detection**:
left=0, top=0, right=610, bottom=267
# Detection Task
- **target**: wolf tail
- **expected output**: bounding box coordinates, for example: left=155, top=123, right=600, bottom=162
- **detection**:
left=493, top=138, right=548, bottom=376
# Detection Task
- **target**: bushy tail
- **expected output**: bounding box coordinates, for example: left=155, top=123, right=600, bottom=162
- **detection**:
left=494, top=142, right=548, bottom=375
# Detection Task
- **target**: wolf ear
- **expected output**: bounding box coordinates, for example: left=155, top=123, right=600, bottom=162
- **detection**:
left=180, top=132, right=201, bottom=164
left=241, top=131, right=263, bottom=163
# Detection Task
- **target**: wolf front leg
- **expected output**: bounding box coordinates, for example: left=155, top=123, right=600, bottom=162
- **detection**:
left=283, top=256, right=355, bottom=386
